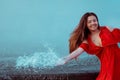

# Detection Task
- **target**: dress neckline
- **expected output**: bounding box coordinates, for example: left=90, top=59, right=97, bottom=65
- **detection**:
left=88, top=28, right=103, bottom=48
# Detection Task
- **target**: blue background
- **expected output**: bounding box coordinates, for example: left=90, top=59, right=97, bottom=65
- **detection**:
left=0, top=0, right=120, bottom=57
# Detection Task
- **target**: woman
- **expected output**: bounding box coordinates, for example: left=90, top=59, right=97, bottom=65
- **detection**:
left=57, top=12, right=120, bottom=80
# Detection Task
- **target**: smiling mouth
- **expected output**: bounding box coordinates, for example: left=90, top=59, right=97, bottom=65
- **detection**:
left=91, top=24, right=98, bottom=27
left=90, top=25, right=97, bottom=28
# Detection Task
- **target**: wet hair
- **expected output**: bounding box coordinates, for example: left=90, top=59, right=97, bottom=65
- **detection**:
left=69, top=12, right=100, bottom=53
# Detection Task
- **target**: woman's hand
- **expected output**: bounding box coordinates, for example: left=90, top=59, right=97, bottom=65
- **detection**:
left=56, top=47, right=84, bottom=66
left=56, top=58, right=66, bottom=66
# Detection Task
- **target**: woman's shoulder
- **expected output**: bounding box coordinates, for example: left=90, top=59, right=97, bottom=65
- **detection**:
left=82, top=40, right=88, bottom=44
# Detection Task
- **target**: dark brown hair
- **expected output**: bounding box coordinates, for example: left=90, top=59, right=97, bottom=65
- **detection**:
left=69, top=12, right=100, bottom=53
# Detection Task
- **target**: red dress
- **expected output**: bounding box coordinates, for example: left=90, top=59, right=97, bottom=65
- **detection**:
left=79, top=26, right=120, bottom=80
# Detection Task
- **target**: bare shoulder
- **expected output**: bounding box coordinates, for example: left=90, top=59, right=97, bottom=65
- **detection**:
left=82, top=40, right=88, bottom=44
left=106, top=26, right=114, bottom=32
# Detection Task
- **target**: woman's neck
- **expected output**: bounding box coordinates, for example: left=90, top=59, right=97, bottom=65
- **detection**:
left=90, top=29, right=100, bottom=35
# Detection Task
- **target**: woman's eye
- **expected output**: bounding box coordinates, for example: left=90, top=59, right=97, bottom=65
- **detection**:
left=88, top=19, right=97, bottom=23
left=88, top=21, right=91, bottom=23
left=93, top=19, right=97, bottom=22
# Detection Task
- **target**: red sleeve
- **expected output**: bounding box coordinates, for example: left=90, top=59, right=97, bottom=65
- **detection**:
left=112, top=28, right=120, bottom=42
left=79, top=43, right=89, bottom=53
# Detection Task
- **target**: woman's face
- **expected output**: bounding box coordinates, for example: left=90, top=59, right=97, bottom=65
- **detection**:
left=87, top=15, right=98, bottom=31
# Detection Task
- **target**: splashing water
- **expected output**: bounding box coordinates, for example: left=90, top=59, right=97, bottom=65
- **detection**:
left=15, top=47, right=60, bottom=69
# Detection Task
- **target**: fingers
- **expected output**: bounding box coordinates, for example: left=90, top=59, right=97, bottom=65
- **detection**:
left=55, top=59, right=65, bottom=66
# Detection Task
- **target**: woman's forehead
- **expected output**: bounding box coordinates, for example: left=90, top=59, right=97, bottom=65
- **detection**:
left=87, top=16, right=97, bottom=21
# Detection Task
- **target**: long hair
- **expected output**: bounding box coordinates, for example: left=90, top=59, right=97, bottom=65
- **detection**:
left=69, top=12, right=100, bottom=53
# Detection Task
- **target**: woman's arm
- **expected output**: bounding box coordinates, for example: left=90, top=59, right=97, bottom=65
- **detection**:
left=56, top=47, right=84, bottom=66
left=64, top=47, right=84, bottom=63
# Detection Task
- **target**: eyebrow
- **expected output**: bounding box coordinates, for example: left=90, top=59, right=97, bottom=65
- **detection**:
left=87, top=18, right=97, bottom=21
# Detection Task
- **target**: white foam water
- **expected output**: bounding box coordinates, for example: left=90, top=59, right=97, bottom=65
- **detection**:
left=15, top=47, right=60, bottom=69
